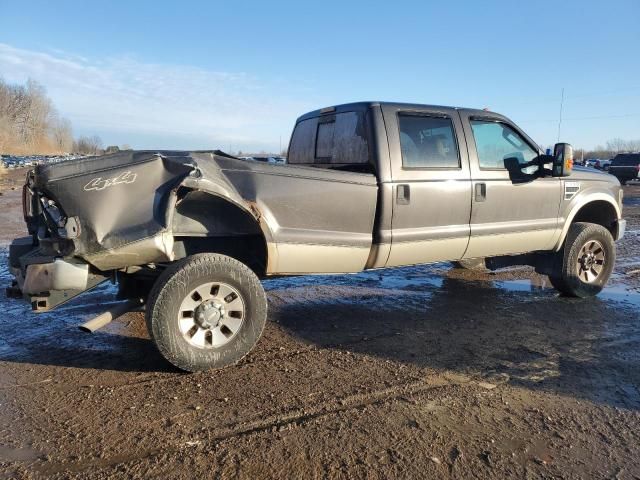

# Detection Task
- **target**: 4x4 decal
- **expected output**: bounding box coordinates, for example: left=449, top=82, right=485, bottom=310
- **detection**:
left=84, top=171, right=137, bottom=191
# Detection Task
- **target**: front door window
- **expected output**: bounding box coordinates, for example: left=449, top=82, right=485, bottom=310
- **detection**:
left=470, top=120, right=538, bottom=172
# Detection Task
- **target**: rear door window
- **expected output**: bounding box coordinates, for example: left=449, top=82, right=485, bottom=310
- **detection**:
left=398, top=114, right=460, bottom=168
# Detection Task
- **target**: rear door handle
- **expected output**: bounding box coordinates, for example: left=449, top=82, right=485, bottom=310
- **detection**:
left=397, top=184, right=410, bottom=205
left=475, top=182, right=486, bottom=202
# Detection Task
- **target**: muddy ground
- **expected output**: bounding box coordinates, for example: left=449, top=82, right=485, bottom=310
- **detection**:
left=1, top=167, right=640, bottom=479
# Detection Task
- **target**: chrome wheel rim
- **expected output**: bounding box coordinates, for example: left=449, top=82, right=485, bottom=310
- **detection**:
left=178, top=282, right=245, bottom=348
left=576, top=240, right=606, bottom=283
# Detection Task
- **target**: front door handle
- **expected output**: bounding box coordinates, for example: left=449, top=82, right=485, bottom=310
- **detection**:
left=397, top=184, right=410, bottom=205
left=475, top=182, right=486, bottom=202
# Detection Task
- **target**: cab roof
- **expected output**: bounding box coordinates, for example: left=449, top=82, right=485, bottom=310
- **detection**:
left=296, top=101, right=503, bottom=123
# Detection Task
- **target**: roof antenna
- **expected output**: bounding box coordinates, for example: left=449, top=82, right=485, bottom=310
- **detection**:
left=557, top=87, right=565, bottom=142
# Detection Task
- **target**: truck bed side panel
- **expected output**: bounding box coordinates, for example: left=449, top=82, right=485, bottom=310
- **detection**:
left=211, top=161, right=378, bottom=274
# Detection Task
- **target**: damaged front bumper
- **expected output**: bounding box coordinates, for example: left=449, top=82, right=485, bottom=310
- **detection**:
left=8, top=237, right=110, bottom=312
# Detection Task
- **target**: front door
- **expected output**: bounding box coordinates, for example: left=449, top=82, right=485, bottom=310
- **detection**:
left=382, top=105, right=472, bottom=267
left=458, top=111, right=562, bottom=259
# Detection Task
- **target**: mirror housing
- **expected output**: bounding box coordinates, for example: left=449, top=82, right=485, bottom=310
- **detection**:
left=552, top=143, right=573, bottom=177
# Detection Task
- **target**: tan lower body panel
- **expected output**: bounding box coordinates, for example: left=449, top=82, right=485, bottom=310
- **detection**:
left=271, top=243, right=371, bottom=274
left=463, top=229, right=556, bottom=259
left=385, top=237, right=469, bottom=267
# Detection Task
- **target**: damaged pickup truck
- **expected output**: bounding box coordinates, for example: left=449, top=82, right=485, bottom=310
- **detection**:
left=7, top=102, right=626, bottom=371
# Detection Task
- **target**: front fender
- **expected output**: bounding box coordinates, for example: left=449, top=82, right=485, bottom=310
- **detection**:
left=554, top=189, right=622, bottom=251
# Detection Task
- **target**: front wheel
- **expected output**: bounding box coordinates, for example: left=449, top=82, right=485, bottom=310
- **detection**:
left=549, top=222, right=615, bottom=298
left=146, top=253, right=267, bottom=372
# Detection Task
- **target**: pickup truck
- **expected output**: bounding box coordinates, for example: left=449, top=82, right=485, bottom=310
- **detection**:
left=609, top=153, right=640, bottom=185
left=7, top=102, right=626, bottom=372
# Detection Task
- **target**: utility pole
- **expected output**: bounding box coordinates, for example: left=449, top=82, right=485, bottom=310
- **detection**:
left=279, top=135, right=282, bottom=154
left=557, top=87, right=564, bottom=142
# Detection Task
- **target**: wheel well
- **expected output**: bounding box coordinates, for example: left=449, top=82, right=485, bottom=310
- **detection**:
left=171, top=190, right=268, bottom=276
left=571, top=200, right=617, bottom=235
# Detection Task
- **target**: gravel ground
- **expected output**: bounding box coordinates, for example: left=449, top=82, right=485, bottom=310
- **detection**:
left=1, top=168, right=639, bottom=479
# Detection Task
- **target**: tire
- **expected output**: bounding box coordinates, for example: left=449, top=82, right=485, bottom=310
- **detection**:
left=619, top=178, right=627, bottom=186
left=548, top=222, right=615, bottom=298
left=146, top=253, right=267, bottom=372
left=453, top=258, right=488, bottom=272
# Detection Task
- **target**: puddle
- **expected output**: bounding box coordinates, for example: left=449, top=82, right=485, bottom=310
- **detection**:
left=494, top=278, right=553, bottom=293
left=623, top=196, right=640, bottom=207
left=495, top=278, right=640, bottom=308
left=598, top=285, right=640, bottom=307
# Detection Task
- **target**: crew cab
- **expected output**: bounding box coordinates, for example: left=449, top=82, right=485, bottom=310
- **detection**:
left=7, top=102, right=626, bottom=371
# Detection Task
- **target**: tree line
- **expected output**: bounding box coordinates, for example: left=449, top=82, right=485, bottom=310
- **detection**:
left=0, top=77, right=105, bottom=155
left=571, top=139, right=640, bottom=161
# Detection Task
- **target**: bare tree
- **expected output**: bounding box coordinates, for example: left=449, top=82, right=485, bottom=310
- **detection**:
left=50, top=117, right=73, bottom=153
left=0, top=76, right=96, bottom=155
left=606, top=138, right=628, bottom=153
left=625, top=140, right=640, bottom=152
left=73, top=135, right=103, bottom=155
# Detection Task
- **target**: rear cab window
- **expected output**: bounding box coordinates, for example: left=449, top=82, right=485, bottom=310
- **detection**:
left=288, top=111, right=371, bottom=170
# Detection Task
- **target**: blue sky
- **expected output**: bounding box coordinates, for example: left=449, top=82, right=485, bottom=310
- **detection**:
left=1, top=0, right=638, bottom=152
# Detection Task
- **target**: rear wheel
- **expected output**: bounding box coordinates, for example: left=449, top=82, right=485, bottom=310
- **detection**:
left=146, top=253, right=267, bottom=372
left=549, top=222, right=615, bottom=298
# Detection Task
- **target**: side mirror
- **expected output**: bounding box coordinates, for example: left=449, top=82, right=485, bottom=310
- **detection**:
left=553, top=143, right=573, bottom=177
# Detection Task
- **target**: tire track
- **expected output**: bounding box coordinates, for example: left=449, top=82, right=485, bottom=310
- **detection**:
left=36, top=373, right=478, bottom=476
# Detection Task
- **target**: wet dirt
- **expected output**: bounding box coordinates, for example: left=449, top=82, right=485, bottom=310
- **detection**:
left=1, top=170, right=640, bottom=479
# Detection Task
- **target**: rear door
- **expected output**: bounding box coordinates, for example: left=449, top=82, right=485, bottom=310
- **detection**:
left=382, top=105, right=472, bottom=267
left=458, top=111, right=562, bottom=258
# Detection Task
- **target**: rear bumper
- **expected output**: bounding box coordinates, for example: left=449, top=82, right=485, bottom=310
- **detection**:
left=21, top=259, right=90, bottom=294
left=8, top=237, right=109, bottom=312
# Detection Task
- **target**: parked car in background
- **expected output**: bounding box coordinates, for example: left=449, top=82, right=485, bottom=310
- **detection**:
left=251, top=156, right=271, bottom=163
left=250, top=156, right=286, bottom=164
left=609, top=153, right=640, bottom=185
left=598, top=159, right=612, bottom=171
left=584, top=159, right=598, bottom=168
